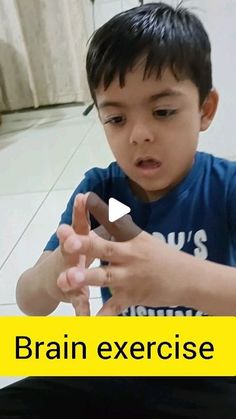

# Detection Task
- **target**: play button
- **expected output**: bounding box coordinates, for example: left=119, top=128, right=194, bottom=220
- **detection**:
left=86, top=191, right=143, bottom=242
left=108, top=198, right=131, bottom=222
left=85, top=175, right=149, bottom=241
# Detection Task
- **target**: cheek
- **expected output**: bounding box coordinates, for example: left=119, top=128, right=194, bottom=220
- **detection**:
left=172, top=115, right=200, bottom=146
left=105, top=131, right=128, bottom=155
left=106, top=138, right=125, bottom=162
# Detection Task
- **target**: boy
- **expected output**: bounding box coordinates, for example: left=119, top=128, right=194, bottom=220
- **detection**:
left=1, top=2, right=235, bottom=417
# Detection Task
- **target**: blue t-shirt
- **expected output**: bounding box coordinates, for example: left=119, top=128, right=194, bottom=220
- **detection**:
left=44, top=152, right=236, bottom=316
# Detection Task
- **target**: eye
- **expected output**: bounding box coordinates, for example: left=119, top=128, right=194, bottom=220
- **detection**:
left=153, top=109, right=177, bottom=118
left=104, top=116, right=125, bottom=125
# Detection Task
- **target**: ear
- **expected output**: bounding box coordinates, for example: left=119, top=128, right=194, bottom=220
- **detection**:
left=200, top=89, right=219, bottom=131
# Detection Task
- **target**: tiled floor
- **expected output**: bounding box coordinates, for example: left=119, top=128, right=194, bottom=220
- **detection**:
left=0, top=103, right=113, bottom=387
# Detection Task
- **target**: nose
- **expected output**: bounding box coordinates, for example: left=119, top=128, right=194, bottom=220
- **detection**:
left=129, top=122, right=155, bottom=145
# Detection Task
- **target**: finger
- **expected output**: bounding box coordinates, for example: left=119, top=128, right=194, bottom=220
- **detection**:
left=58, top=226, right=91, bottom=263
left=63, top=233, right=82, bottom=254
left=63, top=264, right=123, bottom=288
left=73, top=194, right=90, bottom=235
left=56, top=224, right=74, bottom=244
left=58, top=224, right=111, bottom=264
left=92, top=224, right=111, bottom=241
left=57, top=267, right=86, bottom=292
left=57, top=270, right=90, bottom=315
left=96, top=297, right=127, bottom=316
left=80, top=250, right=95, bottom=269
left=73, top=195, right=91, bottom=271
left=85, top=227, right=111, bottom=268
left=86, top=192, right=141, bottom=242
left=57, top=271, right=72, bottom=292
left=71, top=294, right=90, bottom=316
left=67, top=234, right=129, bottom=265
left=78, top=254, right=86, bottom=268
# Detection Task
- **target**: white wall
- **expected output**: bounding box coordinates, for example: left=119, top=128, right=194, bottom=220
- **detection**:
left=193, top=0, right=236, bottom=158
left=93, top=0, right=139, bottom=29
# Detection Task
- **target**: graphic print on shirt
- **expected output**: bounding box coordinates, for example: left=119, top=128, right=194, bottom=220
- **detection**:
left=153, top=229, right=208, bottom=259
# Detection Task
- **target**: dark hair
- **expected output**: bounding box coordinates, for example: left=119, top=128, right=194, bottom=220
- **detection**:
left=86, top=2, right=212, bottom=106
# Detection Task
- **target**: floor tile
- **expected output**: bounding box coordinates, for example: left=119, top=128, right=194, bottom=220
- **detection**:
left=0, top=111, right=94, bottom=195
left=0, top=189, right=101, bottom=304
left=0, top=298, right=102, bottom=317
left=0, top=192, right=46, bottom=269
left=0, top=303, right=25, bottom=316
left=54, top=121, right=113, bottom=190
left=51, top=297, right=103, bottom=316
left=0, top=104, right=94, bottom=136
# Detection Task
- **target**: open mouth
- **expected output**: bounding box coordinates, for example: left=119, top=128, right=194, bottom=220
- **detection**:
left=135, top=158, right=161, bottom=169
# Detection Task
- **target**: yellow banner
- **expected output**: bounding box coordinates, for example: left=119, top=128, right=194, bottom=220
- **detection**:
left=0, top=316, right=235, bottom=376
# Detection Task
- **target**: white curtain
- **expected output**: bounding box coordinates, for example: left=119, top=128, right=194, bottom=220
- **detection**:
left=0, top=0, right=92, bottom=111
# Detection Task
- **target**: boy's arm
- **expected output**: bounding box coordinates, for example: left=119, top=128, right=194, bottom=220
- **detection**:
left=16, top=193, right=110, bottom=316
left=16, top=194, right=91, bottom=316
left=16, top=247, right=68, bottom=315
left=182, top=255, right=236, bottom=315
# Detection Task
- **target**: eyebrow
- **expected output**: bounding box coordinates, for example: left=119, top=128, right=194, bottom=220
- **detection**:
left=98, top=89, right=183, bottom=110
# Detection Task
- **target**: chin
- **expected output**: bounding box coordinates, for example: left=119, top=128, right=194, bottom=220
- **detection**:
left=140, top=180, right=168, bottom=192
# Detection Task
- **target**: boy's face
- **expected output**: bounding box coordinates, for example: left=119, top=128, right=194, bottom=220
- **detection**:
left=96, top=63, right=214, bottom=201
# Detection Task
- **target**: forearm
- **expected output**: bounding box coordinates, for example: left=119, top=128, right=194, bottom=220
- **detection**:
left=162, top=247, right=236, bottom=315
left=184, top=257, right=236, bottom=315
left=16, top=248, right=65, bottom=316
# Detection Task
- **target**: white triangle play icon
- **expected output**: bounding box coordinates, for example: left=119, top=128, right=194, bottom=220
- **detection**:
left=108, top=198, right=131, bottom=222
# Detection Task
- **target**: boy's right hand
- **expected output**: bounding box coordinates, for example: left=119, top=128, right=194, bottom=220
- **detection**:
left=56, top=194, right=91, bottom=315
left=56, top=194, right=111, bottom=315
